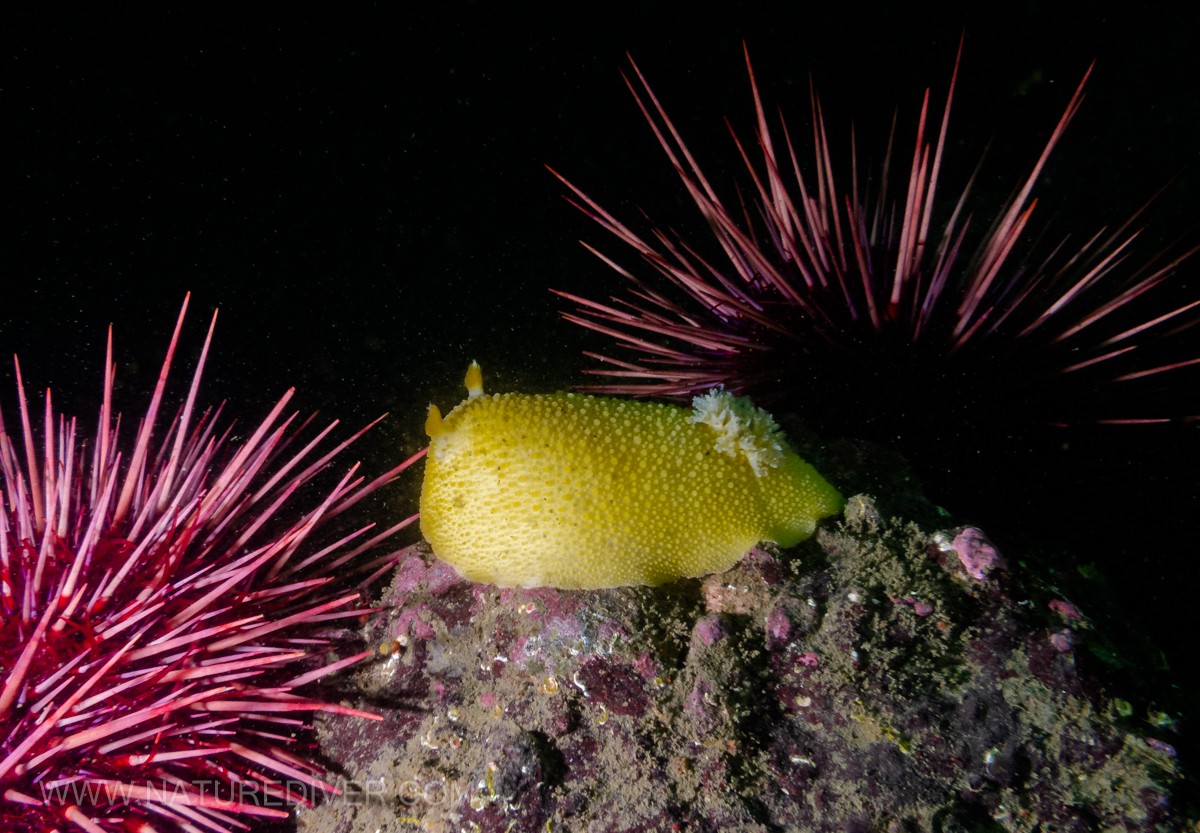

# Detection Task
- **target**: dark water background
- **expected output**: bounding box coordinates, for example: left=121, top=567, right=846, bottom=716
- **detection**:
left=2, top=2, right=1197, bottom=753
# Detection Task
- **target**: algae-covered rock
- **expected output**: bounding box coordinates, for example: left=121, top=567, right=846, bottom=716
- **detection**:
left=302, top=444, right=1185, bottom=833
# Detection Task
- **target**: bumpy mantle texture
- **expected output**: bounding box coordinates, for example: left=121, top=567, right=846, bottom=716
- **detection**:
left=420, top=362, right=843, bottom=589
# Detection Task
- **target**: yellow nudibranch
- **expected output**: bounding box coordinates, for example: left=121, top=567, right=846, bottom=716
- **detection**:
left=419, top=363, right=843, bottom=589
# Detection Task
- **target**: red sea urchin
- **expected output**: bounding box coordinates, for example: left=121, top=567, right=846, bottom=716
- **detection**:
left=551, top=45, right=1200, bottom=442
left=0, top=295, right=423, bottom=833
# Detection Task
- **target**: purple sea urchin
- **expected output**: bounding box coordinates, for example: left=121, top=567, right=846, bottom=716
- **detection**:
left=552, top=46, right=1200, bottom=440
left=0, top=295, right=423, bottom=833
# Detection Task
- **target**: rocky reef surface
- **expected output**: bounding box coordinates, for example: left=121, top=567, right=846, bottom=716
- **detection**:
left=300, top=441, right=1185, bottom=833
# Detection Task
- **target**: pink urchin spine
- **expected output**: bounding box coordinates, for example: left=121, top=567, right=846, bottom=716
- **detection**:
left=552, top=44, right=1200, bottom=423
left=1, top=293, right=425, bottom=832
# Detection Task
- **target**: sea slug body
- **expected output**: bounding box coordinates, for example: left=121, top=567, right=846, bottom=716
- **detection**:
left=419, top=363, right=843, bottom=589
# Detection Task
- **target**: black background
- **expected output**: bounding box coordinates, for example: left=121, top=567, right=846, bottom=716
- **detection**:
left=3, top=2, right=1198, bottom=734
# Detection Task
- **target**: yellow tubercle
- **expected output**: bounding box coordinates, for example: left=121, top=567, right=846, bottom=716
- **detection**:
left=419, top=365, right=843, bottom=589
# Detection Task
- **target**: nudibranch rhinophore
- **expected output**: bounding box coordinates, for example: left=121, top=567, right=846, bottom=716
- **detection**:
left=419, top=362, right=844, bottom=589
